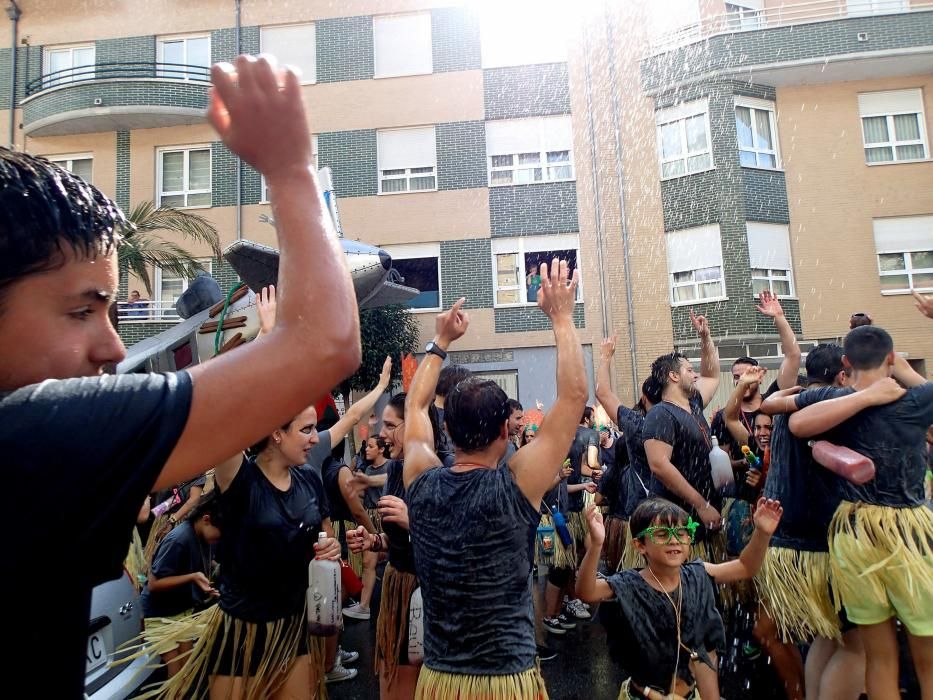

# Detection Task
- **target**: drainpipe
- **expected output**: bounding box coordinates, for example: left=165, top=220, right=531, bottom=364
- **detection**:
left=6, top=1, right=21, bottom=149
left=234, top=0, right=243, bottom=240
left=604, top=1, right=640, bottom=403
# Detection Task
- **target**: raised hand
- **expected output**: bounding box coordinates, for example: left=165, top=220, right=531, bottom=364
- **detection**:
left=600, top=335, right=617, bottom=363
left=863, top=377, right=906, bottom=406
left=537, top=258, right=579, bottom=321
left=756, top=290, right=785, bottom=318
left=753, top=498, right=783, bottom=535
left=257, top=285, right=277, bottom=336
left=738, top=366, right=768, bottom=389
left=379, top=355, right=393, bottom=386
left=208, top=55, right=314, bottom=180
left=690, top=310, right=710, bottom=338
left=435, top=297, right=469, bottom=347
left=583, top=504, right=605, bottom=549
left=913, top=290, right=933, bottom=320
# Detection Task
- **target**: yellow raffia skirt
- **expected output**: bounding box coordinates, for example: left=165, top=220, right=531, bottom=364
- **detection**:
left=144, top=513, right=173, bottom=569
left=376, top=564, right=420, bottom=688
left=124, top=527, right=148, bottom=593
left=335, top=519, right=364, bottom=578
left=415, top=664, right=548, bottom=700
left=829, top=501, right=933, bottom=622
left=755, top=547, right=840, bottom=643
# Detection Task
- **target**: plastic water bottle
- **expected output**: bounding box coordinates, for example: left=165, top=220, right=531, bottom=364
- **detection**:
left=710, top=435, right=734, bottom=490
left=307, top=532, right=342, bottom=636
left=810, top=440, right=875, bottom=485
left=407, top=587, right=425, bottom=664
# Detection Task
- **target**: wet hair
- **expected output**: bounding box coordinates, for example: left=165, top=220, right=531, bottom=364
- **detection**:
left=249, top=419, right=295, bottom=456
left=650, top=352, right=687, bottom=390
left=436, top=364, right=472, bottom=398
left=629, top=498, right=689, bottom=542
left=388, top=392, right=445, bottom=456
left=805, top=343, right=844, bottom=385
left=445, top=377, right=511, bottom=452
left=844, top=326, right=893, bottom=371
left=581, top=406, right=594, bottom=424
left=367, top=435, right=390, bottom=459
left=641, top=376, right=662, bottom=406
left=507, top=399, right=524, bottom=414
left=849, top=312, right=873, bottom=329
left=187, top=489, right=223, bottom=528
left=732, top=356, right=759, bottom=370
left=0, top=148, right=127, bottom=308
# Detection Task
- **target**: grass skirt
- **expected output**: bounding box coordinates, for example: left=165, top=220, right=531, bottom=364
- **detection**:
left=376, top=563, right=419, bottom=688
left=755, top=547, right=840, bottom=642
left=144, top=513, right=173, bottom=570
left=602, top=516, right=627, bottom=573
left=335, top=519, right=364, bottom=578
left=125, top=527, right=148, bottom=593
left=366, top=507, right=384, bottom=534
left=415, top=664, right=548, bottom=700
left=829, top=501, right=933, bottom=619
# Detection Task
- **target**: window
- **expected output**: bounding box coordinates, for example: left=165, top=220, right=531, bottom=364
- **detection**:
left=491, top=235, right=582, bottom=307
left=158, top=146, right=211, bottom=208
left=479, top=4, right=568, bottom=68
left=725, top=2, right=763, bottom=30
left=158, top=35, right=210, bottom=80
left=49, top=155, right=93, bottom=183
left=474, top=370, right=519, bottom=400
left=858, top=89, right=928, bottom=164
left=735, top=97, right=779, bottom=169
left=486, top=116, right=574, bottom=186
left=261, top=24, right=316, bottom=84
left=665, top=225, right=726, bottom=305
left=384, top=243, right=441, bottom=311
left=373, top=13, right=432, bottom=78
left=42, top=45, right=95, bottom=89
left=656, top=100, right=713, bottom=179
left=846, top=0, right=908, bottom=17
left=262, top=135, right=317, bottom=202
left=747, top=222, right=795, bottom=297
left=156, top=260, right=213, bottom=319
left=377, top=127, right=437, bottom=194
left=873, top=216, right=933, bottom=294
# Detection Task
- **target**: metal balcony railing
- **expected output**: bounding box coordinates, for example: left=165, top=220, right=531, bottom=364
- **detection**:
left=26, top=61, right=210, bottom=96
left=117, top=300, right=184, bottom=323
left=649, top=0, right=933, bottom=54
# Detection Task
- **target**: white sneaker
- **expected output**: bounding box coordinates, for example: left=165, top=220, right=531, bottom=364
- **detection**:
left=342, top=602, right=371, bottom=620
left=338, top=647, right=360, bottom=665
left=566, top=599, right=591, bottom=620
left=325, top=663, right=358, bottom=684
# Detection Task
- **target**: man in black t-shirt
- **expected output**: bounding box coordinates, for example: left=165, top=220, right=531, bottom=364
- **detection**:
left=0, top=55, right=362, bottom=698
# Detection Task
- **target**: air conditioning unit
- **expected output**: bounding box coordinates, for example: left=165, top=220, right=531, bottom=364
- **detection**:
left=857, top=32, right=869, bottom=42
left=93, top=97, right=103, bottom=106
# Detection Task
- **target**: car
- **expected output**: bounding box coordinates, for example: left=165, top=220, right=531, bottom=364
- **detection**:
left=84, top=571, right=157, bottom=700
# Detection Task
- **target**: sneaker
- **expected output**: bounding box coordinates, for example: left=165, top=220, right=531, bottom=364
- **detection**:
left=338, top=647, right=360, bottom=666
left=566, top=599, right=591, bottom=620
left=542, top=617, right=567, bottom=635
left=342, top=602, right=371, bottom=620
left=557, top=613, right=577, bottom=630
left=536, top=644, right=558, bottom=662
left=325, top=663, right=358, bottom=684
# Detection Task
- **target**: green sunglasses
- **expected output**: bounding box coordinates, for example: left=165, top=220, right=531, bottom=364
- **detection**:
left=635, top=517, right=699, bottom=545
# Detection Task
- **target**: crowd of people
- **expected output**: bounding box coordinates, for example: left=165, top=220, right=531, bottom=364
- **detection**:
left=1, top=53, right=931, bottom=700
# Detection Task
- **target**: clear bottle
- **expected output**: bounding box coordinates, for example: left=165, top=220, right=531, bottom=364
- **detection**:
left=709, top=435, right=735, bottom=490
left=307, top=532, right=342, bottom=636
left=407, top=587, right=424, bottom=664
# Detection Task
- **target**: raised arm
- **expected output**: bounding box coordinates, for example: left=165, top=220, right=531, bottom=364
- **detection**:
left=595, top=336, right=623, bottom=422
left=757, top=291, right=801, bottom=390
left=759, top=385, right=803, bottom=416
left=725, top=366, right=767, bottom=445
left=156, top=56, right=360, bottom=491
left=705, top=498, right=782, bottom=583
left=326, top=356, right=393, bottom=445
left=893, top=353, right=928, bottom=388
left=511, top=260, right=588, bottom=507
left=913, top=290, right=933, bottom=320
left=576, top=505, right=614, bottom=603
left=645, top=438, right=721, bottom=527
left=691, top=311, right=720, bottom=407
left=788, top=378, right=905, bottom=438
left=403, top=299, right=469, bottom=488
left=338, top=466, right=376, bottom=534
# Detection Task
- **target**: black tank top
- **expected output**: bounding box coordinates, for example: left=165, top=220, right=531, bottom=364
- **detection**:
left=383, top=460, right=416, bottom=574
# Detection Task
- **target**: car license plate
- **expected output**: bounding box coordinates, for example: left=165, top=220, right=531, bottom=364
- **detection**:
left=86, top=631, right=109, bottom=673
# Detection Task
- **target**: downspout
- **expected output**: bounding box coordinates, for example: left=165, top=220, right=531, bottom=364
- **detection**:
left=6, top=1, right=21, bottom=149
left=234, top=0, right=243, bottom=240
left=604, top=1, right=640, bottom=403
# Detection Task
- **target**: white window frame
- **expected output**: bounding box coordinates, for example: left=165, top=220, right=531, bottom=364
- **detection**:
left=157, top=145, right=212, bottom=209
left=751, top=267, right=794, bottom=297
left=876, top=251, right=933, bottom=294
left=377, top=127, right=438, bottom=195
left=666, top=224, right=727, bottom=306
left=42, top=44, right=95, bottom=88
left=491, top=234, right=583, bottom=308
left=260, top=23, right=316, bottom=85
left=656, top=99, right=715, bottom=180
left=262, top=135, right=317, bottom=203
left=48, top=153, right=94, bottom=182
left=873, top=215, right=933, bottom=295
left=734, top=96, right=781, bottom=170
left=155, top=258, right=214, bottom=319
left=858, top=89, right=929, bottom=165
left=725, top=1, right=764, bottom=30
left=747, top=222, right=795, bottom=298
left=486, top=116, right=575, bottom=187
left=846, top=0, right=909, bottom=17
left=382, top=242, right=442, bottom=312
left=157, top=34, right=211, bottom=81
left=373, top=12, right=433, bottom=79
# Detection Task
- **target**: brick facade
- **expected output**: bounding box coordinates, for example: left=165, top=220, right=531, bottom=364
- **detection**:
left=211, top=142, right=238, bottom=208
left=489, top=181, right=579, bottom=237
left=317, top=16, right=375, bottom=83
left=431, top=6, right=481, bottom=73
left=495, top=304, right=585, bottom=333
left=318, top=129, right=379, bottom=198
left=116, top=130, right=131, bottom=211
left=436, top=120, right=487, bottom=191
left=440, top=238, right=494, bottom=309
left=484, top=63, right=571, bottom=120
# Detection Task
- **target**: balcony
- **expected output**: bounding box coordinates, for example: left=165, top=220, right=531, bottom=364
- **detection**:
left=643, top=0, right=933, bottom=92
left=22, top=62, right=210, bottom=137
left=117, top=300, right=184, bottom=323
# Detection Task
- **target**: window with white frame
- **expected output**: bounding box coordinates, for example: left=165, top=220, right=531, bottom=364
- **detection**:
left=872, top=215, right=933, bottom=294
left=665, top=225, right=726, bottom=304
left=492, top=235, right=582, bottom=307
left=656, top=100, right=713, bottom=179
left=377, top=127, right=437, bottom=194
left=846, top=0, right=908, bottom=17
left=383, top=243, right=441, bottom=311
left=156, top=260, right=213, bottom=319
left=486, top=116, right=574, bottom=186
left=157, top=35, right=211, bottom=80
left=747, top=222, right=795, bottom=297
left=725, top=1, right=764, bottom=30
left=735, top=97, right=779, bottom=169
left=158, top=146, right=211, bottom=208
left=42, top=45, right=95, bottom=89
left=49, top=154, right=93, bottom=183
left=261, top=23, right=316, bottom=84
left=479, top=4, right=568, bottom=68
left=263, top=135, right=317, bottom=202
left=858, top=89, right=928, bottom=164
left=373, top=13, right=433, bottom=78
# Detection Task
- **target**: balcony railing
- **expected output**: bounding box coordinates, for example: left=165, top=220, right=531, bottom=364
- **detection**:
left=117, top=300, right=184, bottom=323
left=26, top=61, right=210, bottom=96
left=649, top=0, right=933, bottom=54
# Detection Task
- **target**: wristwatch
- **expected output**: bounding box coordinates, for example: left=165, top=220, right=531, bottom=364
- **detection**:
left=425, top=342, right=447, bottom=360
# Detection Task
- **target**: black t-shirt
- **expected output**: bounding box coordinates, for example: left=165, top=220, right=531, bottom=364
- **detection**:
left=141, top=521, right=213, bottom=617
left=567, top=426, right=599, bottom=512
left=642, top=395, right=721, bottom=539
left=383, top=459, right=416, bottom=573
left=710, top=407, right=759, bottom=460
left=216, top=457, right=328, bottom=622
left=597, top=462, right=628, bottom=520
left=0, top=372, right=193, bottom=699
left=599, top=439, right=617, bottom=473
left=322, top=456, right=354, bottom=523
left=796, top=383, right=933, bottom=507
left=618, top=406, right=651, bottom=518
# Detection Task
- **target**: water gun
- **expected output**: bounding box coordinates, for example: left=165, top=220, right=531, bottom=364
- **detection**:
left=741, top=445, right=761, bottom=471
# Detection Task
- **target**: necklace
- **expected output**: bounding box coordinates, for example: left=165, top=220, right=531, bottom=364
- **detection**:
left=645, top=567, right=699, bottom=699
